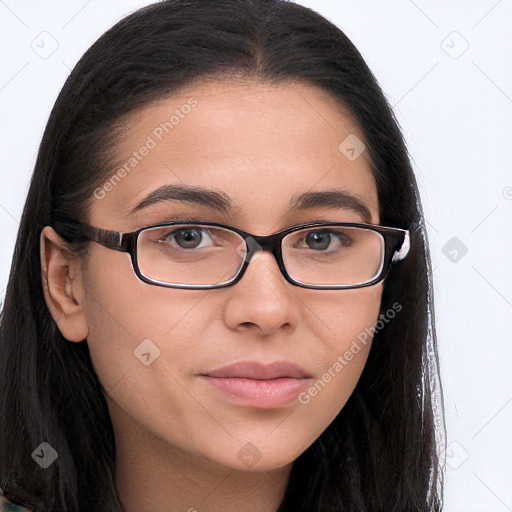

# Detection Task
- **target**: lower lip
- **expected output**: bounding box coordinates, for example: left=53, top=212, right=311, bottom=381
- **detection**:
left=199, top=376, right=311, bottom=408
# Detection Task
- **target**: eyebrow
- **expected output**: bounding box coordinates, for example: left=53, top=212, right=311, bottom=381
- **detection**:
left=128, top=184, right=373, bottom=223
left=289, top=189, right=373, bottom=223
left=128, top=184, right=233, bottom=216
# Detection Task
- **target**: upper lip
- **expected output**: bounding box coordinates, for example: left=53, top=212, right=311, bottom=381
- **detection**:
left=201, top=360, right=311, bottom=380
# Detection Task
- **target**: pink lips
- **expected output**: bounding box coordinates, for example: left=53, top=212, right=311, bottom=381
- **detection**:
left=199, top=361, right=312, bottom=409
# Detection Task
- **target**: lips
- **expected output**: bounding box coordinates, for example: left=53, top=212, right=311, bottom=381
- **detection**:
left=201, top=360, right=311, bottom=380
left=198, top=360, right=312, bottom=408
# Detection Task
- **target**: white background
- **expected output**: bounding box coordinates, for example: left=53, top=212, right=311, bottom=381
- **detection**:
left=1, top=1, right=511, bottom=510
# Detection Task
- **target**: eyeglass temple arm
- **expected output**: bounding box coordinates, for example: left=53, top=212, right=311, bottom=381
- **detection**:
left=391, top=229, right=410, bottom=263
left=52, top=213, right=126, bottom=251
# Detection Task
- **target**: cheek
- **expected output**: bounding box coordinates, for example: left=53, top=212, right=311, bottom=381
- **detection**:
left=306, top=283, right=383, bottom=356
left=298, top=284, right=383, bottom=415
left=80, top=265, right=211, bottom=449
left=80, top=248, right=206, bottom=393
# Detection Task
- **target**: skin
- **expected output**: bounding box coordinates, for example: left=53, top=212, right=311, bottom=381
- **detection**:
left=40, top=79, right=383, bottom=512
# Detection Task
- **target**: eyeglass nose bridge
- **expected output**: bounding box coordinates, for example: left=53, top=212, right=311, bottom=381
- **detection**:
left=233, top=231, right=291, bottom=287
left=235, top=232, right=283, bottom=265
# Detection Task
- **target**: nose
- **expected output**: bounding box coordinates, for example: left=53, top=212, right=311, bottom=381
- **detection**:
left=221, top=249, right=301, bottom=336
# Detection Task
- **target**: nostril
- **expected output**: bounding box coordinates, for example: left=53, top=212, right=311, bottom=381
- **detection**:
left=238, top=321, right=266, bottom=333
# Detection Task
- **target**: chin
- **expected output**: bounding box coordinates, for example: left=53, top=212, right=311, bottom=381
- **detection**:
left=206, top=441, right=306, bottom=473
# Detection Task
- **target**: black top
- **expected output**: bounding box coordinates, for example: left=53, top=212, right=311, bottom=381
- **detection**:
left=0, top=490, right=33, bottom=511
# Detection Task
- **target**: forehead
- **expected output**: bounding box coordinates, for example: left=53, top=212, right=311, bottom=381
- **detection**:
left=90, top=79, right=379, bottom=229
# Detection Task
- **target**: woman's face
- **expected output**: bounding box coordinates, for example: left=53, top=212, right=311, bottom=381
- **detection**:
left=45, top=79, right=383, bottom=472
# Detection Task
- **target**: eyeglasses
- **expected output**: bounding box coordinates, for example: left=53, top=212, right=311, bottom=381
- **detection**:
left=51, top=212, right=410, bottom=290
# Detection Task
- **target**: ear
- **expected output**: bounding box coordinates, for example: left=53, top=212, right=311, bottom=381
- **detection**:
left=40, top=226, right=89, bottom=342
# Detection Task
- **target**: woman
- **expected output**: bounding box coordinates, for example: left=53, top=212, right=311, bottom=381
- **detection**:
left=0, top=0, right=444, bottom=510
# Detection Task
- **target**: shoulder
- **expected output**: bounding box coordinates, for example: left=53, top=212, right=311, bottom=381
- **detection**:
left=0, top=490, right=34, bottom=512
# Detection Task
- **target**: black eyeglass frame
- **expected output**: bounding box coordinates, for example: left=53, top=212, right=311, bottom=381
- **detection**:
left=51, top=212, right=410, bottom=290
